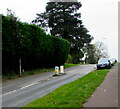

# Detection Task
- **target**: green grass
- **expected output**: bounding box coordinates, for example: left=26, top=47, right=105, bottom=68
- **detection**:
left=22, top=69, right=109, bottom=108
left=22, top=68, right=54, bottom=75
left=2, top=68, right=54, bottom=81
left=64, top=63, right=80, bottom=68
left=3, top=63, right=81, bottom=81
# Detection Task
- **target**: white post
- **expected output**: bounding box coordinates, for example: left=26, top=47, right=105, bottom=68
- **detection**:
left=60, top=65, right=64, bottom=74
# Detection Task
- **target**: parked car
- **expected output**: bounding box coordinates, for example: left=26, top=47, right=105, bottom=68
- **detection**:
left=97, top=58, right=111, bottom=69
left=115, top=59, right=117, bottom=62
left=110, top=58, right=116, bottom=66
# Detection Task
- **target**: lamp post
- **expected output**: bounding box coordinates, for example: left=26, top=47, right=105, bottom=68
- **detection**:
left=102, top=37, right=108, bottom=58
left=18, top=33, right=23, bottom=76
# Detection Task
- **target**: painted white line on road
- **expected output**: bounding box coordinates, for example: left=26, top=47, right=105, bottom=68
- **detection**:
left=3, top=90, right=17, bottom=96
left=20, top=82, right=38, bottom=89
left=3, top=82, right=40, bottom=95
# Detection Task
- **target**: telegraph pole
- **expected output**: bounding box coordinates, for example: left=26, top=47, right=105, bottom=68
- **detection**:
left=102, top=37, right=108, bottom=57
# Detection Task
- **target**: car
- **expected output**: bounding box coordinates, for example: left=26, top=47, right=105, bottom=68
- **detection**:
left=110, top=58, right=116, bottom=66
left=97, top=58, right=111, bottom=70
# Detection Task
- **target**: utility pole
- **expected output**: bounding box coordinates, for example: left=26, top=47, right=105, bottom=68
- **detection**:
left=19, top=58, right=21, bottom=76
left=102, top=37, right=108, bottom=58
left=18, top=32, right=23, bottom=77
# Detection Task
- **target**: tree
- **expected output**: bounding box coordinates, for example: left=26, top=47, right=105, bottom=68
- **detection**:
left=83, top=42, right=107, bottom=64
left=2, top=13, right=70, bottom=75
left=82, top=44, right=97, bottom=64
left=94, top=41, right=107, bottom=60
left=32, top=2, right=93, bottom=63
left=7, top=9, right=24, bottom=76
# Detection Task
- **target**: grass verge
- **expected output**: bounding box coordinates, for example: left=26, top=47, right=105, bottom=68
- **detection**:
left=2, top=68, right=54, bottom=81
left=64, top=63, right=81, bottom=68
left=3, top=63, right=81, bottom=81
left=22, top=69, right=109, bottom=108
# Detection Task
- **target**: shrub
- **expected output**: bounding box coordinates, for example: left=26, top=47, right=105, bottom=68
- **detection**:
left=2, top=15, right=70, bottom=75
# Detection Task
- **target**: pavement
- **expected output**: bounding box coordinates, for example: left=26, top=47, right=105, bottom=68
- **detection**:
left=83, top=63, right=119, bottom=108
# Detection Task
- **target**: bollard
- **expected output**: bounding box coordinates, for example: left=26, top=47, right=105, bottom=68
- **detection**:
left=60, top=65, right=64, bottom=74
left=55, top=66, right=59, bottom=75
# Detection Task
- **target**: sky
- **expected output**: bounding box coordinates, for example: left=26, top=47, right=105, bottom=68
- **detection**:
left=80, top=0, right=118, bottom=60
left=0, top=0, right=119, bottom=60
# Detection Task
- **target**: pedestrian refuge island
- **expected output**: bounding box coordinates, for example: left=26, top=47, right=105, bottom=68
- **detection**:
left=53, top=65, right=65, bottom=77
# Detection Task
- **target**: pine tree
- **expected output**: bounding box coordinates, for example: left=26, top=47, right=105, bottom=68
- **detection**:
left=32, top=2, right=93, bottom=63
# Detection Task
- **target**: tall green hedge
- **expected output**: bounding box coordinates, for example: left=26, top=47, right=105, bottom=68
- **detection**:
left=2, top=15, right=70, bottom=75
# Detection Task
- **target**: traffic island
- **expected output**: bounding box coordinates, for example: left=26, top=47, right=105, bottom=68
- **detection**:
left=53, top=66, right=66, bottom=77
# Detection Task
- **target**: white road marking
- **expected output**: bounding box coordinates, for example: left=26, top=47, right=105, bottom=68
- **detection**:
left=20, top=82, right=38, bottom=89
left=3, top=90, right=17, bottom=95
left=3, top=82, right=39, bottom=95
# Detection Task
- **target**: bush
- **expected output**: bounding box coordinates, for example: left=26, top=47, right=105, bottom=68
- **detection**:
left=2, top=15, right=70, bottom=75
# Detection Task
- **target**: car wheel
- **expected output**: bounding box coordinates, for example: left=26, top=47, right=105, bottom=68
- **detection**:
left=97, top=67, right=99, bottom=70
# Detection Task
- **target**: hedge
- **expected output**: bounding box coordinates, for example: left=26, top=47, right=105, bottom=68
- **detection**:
left=2, top=15, right=70, bottom=75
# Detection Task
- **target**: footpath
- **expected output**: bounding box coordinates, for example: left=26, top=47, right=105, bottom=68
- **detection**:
left=83, top=63, right=119, bottom=108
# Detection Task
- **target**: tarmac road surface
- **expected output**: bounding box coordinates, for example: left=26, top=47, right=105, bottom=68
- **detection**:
left=2, top=64, right=96, bottom=107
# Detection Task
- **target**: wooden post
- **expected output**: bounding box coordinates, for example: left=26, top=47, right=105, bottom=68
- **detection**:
left=19, top=58, right=21, bottom=76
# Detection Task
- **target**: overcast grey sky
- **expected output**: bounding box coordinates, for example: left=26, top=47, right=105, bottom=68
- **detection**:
left=0, top=0, right=118, bottom=60
left=80, top=0, right=118, bottom=60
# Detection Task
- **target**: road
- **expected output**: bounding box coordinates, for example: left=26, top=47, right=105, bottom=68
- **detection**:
left=2, top=64, right=96, bottom=107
